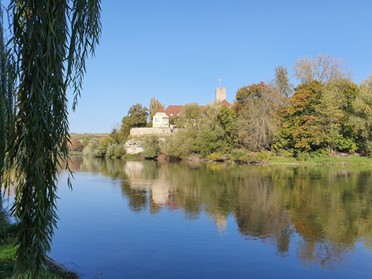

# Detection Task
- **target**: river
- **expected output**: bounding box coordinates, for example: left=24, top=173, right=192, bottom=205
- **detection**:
left=48, top=157, right=372, bottom=278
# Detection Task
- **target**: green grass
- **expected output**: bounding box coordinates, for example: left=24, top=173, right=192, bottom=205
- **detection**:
left=226, top=149, right=372, bottom=166
left=0, top=244, right=17, bottom=278
left=0, top=221, right=76, bottom=278
left=266, top=154, right=372, bottom=165
left=0, top=243, right=76, bottom=279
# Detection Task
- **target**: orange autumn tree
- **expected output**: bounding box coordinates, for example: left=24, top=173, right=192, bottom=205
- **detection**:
left=274, top=81, right=326, bottom=155
left=274, top=80, right=358, bottom=156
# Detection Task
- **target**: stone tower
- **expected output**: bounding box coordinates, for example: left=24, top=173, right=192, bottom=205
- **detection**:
left=215, top=87, right=226, bottom=103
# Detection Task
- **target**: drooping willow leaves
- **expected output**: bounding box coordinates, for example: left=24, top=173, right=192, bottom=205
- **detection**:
left=0, top=3, right=5, bottom=179
left=3, top=0, right=101, bottom=277
left=0, top=1, right=15, bottom=182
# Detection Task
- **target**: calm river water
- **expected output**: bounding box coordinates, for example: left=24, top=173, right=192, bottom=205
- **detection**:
left=49, top=157, right=372, bottom=279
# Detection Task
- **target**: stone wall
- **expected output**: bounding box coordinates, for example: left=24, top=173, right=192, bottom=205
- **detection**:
left=126, top=127, right=179, bottom=155
left=130, top=127, right=174, bottom=136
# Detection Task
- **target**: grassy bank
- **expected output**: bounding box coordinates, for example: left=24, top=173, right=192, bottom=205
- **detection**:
left=264, top=154, right=372, bottom=165
left=209, top=149, right=372, bottom=166
left=0, top=213, right=77, bottom=278
left=72, top=148, right=372, bottom=166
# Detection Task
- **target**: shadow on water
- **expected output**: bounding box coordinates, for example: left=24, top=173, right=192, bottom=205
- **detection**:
left=69, top=157, right=372, bottom=268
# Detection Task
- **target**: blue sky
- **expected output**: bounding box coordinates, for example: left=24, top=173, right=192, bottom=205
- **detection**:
left=69, top=0, right=372, bottom=133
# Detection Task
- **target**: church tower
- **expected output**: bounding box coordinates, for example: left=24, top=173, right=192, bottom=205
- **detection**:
left=215, top=78, right=226, bottom=102
left=215, top=87, right=226, bottom=102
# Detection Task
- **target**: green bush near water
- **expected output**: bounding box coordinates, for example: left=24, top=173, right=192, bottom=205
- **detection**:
left=143, top=135, right=161, bottom=159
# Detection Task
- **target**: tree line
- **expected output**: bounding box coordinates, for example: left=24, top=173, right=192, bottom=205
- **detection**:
left=82, top=55, right=372, bottom=162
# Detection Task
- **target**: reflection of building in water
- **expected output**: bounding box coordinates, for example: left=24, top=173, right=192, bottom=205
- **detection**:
left=121, top=161, right=372, bottom=267
left=124, top=161, right=144, bottom=178
left=124, top=161, right=229, bottom=231
left=214, top=212, right=227, bottom=232
left=124, top=161, right=177, bottom=207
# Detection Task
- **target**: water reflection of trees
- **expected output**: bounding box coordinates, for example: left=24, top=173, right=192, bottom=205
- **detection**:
left=71, top=157, right=372, bottom=267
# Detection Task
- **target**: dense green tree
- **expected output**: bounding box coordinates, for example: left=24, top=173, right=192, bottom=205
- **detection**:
left=275, top=79, right=359, bottom=155
left=217, top=106, right=237, bottom=148
left=327, top=78, right=359, bottom=114
left=350, top=76, right=372, bottom=155
left=314, top=87, right=346, bottom=152
left=176, top=102, right=201, bottom=127
left=110, top=128, right=122, bottom=144
left=149, top=97, right=164, bottom=119
left=163, top=104, right=236, bottom=159
left=194, top=105, right=227, bottom=157
left=120, top=103, right=148, bottom=139
left=274, top=81, right=325, bottom=154
left=3, top=0, right=101, bottom=277
left=320, top=79, right=359, bottom=152
left=234, top=82, right=266, bottom=113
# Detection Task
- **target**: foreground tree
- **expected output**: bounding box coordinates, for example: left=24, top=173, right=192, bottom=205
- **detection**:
left=0, top=4, right=15, bottom=180
left=3, top=1, right=101, bottom=277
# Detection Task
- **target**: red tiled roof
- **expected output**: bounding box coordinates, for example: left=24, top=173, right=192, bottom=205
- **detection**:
left=221, top=99, right=231, bottom=107
left=164, top=105, right=184, bottom=117
left=163, top=101, right=229, bottom=117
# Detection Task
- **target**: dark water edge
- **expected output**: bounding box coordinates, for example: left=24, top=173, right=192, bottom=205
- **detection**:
left=49, top=157, right=372, bottom=278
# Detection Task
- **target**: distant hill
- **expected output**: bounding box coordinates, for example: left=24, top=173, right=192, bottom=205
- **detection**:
left=70, top=133, right=108, bottom=141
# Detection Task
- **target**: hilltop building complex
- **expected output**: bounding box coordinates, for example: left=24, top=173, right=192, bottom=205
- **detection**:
left=151, top=86, right=230, bottom=129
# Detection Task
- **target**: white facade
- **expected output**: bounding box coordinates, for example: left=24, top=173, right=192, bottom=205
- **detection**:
left=152, top=112, right=169, bottom=128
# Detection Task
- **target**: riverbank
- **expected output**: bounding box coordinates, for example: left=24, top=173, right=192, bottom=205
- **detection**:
left=72, top=149, right=372, bottom=166
left=264, top=154, right=372, bottom=165
left=0, top=211, right=78, bottom=278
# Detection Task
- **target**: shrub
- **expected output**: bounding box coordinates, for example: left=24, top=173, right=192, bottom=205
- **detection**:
left=93, top=146, right=106, bottom=158
left=163, top=130, right=195, bottom=160
left=143, top=135, right=160, bottom=159
left=251, top=150, right=272, bottom=161
left=106, top=144, right=115, bottom=158
left=114, top=144, right=126, bottom=159
left=228, top=148, right=251, bottom=164
left=296, top=151, right=311, bottom=161
left=207, top=152, right=225, bottom=162
left=364, top=140, right=372, bottom=157
left=83, top=138, right=99, bottom=157
left=83, top=138, right=110, bottom=158
left=335, top=137, right=357, bottom=153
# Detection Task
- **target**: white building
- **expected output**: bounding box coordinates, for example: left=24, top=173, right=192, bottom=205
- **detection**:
left=152, top=111, right=169, bottom=128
